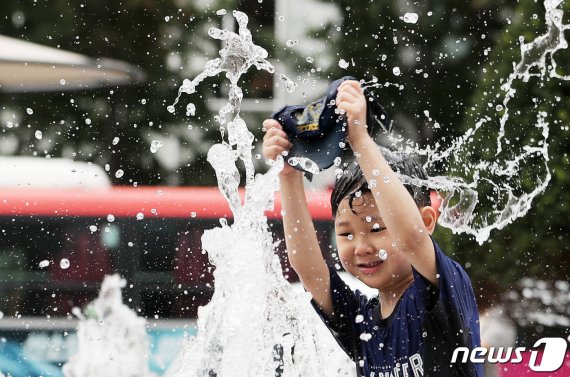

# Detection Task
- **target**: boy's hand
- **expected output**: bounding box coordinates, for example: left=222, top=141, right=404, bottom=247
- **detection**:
left=262, top=119, right=299, bottom=177
left=336, top=80, right=371, bottom=147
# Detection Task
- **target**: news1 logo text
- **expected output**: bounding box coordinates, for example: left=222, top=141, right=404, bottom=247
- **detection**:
left=451, top=337, right=568, bottom=372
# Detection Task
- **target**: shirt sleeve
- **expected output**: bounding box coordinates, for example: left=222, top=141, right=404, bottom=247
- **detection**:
left=310, top=265, right=363, bottom=361
left=412, top=237, right=481, bottom=347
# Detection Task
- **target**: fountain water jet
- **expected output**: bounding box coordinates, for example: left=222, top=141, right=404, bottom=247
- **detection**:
left=168, top=10, right=353, bottom=376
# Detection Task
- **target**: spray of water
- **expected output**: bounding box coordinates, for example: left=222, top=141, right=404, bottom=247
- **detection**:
left=168, top=11, right=353, bottom=376
left=62, top=275, right=152, bottom=377
left=359, top=0, right=569, bottom=244
left=165, top=2, right=567, bottom=374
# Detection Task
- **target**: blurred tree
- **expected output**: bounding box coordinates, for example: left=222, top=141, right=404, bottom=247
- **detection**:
left=439, top=0, right=570, bottom=294
left=318, top=0, right=509, bottom=149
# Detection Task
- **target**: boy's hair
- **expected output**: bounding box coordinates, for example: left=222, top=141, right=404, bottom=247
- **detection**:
left=330, top=146, right=431, bottom=218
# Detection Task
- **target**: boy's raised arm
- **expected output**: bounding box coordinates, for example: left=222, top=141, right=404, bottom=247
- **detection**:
left=336, top=81, right=438, bottom=286
left=262, top=119, right=333, bottom=316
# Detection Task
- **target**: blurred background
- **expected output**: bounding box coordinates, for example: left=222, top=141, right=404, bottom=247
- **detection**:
left=0, top=0, right=569, bottom=376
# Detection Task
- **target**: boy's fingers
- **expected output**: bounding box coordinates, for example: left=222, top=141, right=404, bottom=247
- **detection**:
left=263, top=134, right=292, bottom=149
left=263, top=145, right=288, bottom=160
left=263, top=127, right=289, bottom=142
left=336, top=91, right=359, bottom=104
left=262, top=119, right=282, bottom=131
left=339, top=85, right=362, bottom=98
left=339, top=80, right=363, bottom=92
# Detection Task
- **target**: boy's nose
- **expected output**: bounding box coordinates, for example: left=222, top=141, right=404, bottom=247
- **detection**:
left=354, top=240, right=375, bottom=256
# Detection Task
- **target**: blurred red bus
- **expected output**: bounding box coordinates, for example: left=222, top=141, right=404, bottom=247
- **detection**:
left=0, top=186, right=336, bottom=320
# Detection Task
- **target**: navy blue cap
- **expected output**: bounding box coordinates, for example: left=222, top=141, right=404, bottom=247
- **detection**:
left=271, top=76, right=391, bottom=177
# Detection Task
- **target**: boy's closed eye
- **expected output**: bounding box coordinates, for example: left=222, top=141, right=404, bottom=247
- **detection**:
left=371, top=226, right=386, bottom=233
left=371, top=223, right=387, bottom=232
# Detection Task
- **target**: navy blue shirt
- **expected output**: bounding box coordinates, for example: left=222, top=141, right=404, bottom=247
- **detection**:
left=311, top=239, right=482, bottom=377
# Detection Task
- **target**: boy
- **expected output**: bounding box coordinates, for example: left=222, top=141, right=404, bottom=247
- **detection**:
left=262, top=80, right=482, bottom=376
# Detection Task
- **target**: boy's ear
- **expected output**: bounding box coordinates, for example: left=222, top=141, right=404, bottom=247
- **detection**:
left=420, top=205, right=438, bottom=235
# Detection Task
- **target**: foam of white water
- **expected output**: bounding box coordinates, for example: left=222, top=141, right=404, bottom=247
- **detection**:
left=62, top=275, right=152, bottom=377
left=168, top=10, right=353, bottom=376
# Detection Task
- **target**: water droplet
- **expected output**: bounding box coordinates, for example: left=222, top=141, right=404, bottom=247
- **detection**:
left=39, top=260, right=49, bottom=268
left=422, top=331, right=428, bottom=338
left=89, top=225, right=98, bottom=232
left=112, top=137, right=120, bottom=145
left=26, top=108, right=33, bottom=115
left=355, top=315, right=364, bottom=323
left=360, top=332, right=372, bottom=341
left=216, top=9, right=227, bottom=16
left=278, top=74, right=297, bottom=93
left=164, top=16, right=170, bottom=22
left=372, top=169, right=381, bottom=176
left=60, top=258, right=70, bottom=269
left=392, top=67, right=401, bottom=76
left=306, top=56, right=314, bottom=64
left=107, top=214, right=115, bottom=222
left=141, top=99, right=147, bottom=104
left=115, top=169, right=124, bottom=178
left=150, top=140, right=164, bottom=153
left=186, top=103, right=196, bottom=116
left=403, top=13, right=419, bottom=24
left=191, top=212, right=197, bottom=218
left=167, top=105, right=175, bottom=113
left=85, top=118, right=91, bottom=125
left=34, top=130, right=42, bottom=140
left=338, top=58, right=349, bottom=69
left=286, top=40, right=297, bottom=47
left=347, top=234, right=354, bottom=240
left=60, top=79, right=66, bottom=85
left=378, top=249, right=388, bottom=260
left=136, top=212, right=144, bottom=220
left=334, top=157, right=342, bottom=166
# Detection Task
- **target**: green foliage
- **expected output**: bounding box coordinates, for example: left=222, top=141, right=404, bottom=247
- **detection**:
left=437, top=0, right=570, bottom=295
left=319, top=0, right=508, bottom=148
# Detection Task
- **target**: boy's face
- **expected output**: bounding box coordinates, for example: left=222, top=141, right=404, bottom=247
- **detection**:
left=334, top=192, right=414, bottom=291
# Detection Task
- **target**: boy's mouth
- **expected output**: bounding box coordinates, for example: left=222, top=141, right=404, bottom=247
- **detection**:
left=357, top=260, right=383, bottom=274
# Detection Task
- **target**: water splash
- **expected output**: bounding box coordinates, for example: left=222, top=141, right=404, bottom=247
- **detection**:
left=367, top=0, right=569, bottom=244
left=287, top=156, right=320, bottom=175
left=169, top=11, right=353, bottom=376
left=63, top=275, right=152, bottom=377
